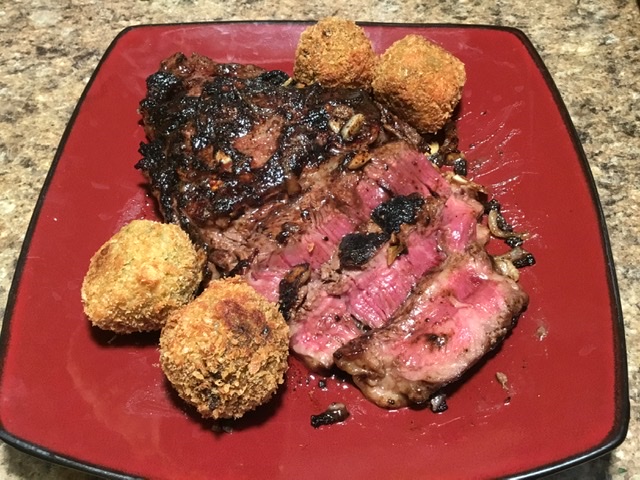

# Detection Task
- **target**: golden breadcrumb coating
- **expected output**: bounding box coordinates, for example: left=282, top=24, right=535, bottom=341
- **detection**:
left=159, top=278, right=289, bottom=420
left=294, top=17, right=377, bottom=89
left=81, top=219, right=206, bottom=333
left=372, top=34, right=466, bottom=133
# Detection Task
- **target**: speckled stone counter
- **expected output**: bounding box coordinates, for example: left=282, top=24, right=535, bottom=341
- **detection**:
left=0, top=1, right=638, bottom=478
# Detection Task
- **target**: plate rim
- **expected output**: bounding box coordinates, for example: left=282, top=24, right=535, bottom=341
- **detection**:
left=0, top=20, right=629, bottom=480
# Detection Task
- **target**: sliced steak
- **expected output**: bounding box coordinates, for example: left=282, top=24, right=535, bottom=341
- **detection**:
left=285, top=172, right=489, bottom=372
left=363, top=141, right=453, bottom=199
left=137, top=53, right=530, bottom=410
left=245, top=154, right=388, bottom=302
left=288, top=213, right=445, bottom=371
left=333, top=248, right=529, bottom=409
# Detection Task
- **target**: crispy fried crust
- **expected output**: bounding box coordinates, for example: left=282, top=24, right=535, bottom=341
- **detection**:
left=294, top=17, right=377, bottom=88
left=81, top=219, right=206, bottom=333
left=159, top=278, right=289, bottom=419
left=372, top=35, right=466, bottom=133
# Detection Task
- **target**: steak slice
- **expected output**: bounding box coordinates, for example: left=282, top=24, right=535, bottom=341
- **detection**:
left=333, top=248, right=529, bottom=409
left=245, top=153, right=388, bottom=303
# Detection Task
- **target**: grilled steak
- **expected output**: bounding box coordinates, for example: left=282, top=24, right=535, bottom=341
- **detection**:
left=136, top=53, right=530, bottom=409
left=137, top=53, right=431, bottom=273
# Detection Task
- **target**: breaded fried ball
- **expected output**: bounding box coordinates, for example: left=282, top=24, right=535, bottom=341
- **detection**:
left=294, top=17, right=377, bottom=88
left=159, top=278, right=289, bottom=419
left=81, top=219, right=206, bottom=334
left=372, top=34, right=466, bottom=133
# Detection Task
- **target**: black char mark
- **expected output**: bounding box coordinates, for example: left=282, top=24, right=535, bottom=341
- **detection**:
left=338, top=194, right=427, bottom=269
left=278, top=263, right=311, bottom=321
left=310, top=403, right=350, bottom=428
left=338, top=232, right=389, bottom=268
left=371, top=193, right=425, bottom=233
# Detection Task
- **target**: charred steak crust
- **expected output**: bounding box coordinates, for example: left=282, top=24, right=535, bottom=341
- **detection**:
left=136, top=53, right=430, bottom=272
left=137, top=53, right=531, bottom=410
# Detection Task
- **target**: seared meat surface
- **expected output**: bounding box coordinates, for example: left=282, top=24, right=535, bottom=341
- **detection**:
left=137, top=53, right=529, bottom=409
left=137, top=53, right=428, bottom=273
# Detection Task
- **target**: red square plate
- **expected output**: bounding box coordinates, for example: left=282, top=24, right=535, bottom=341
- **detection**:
left=0, top=22, right=629, bottom=479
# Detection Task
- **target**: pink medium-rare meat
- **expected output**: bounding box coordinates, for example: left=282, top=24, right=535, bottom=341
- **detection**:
left=246, top=141, right=450, bottom=306
left=137, top=53, right=531, bottom=410
left=333, top=249, right=529, bottom=408
left=246, top=155, right=390, bottom=302
left=364, top=141, right=453, bottom=199
left=288, top=291, right=362, bottom=371
left=440, top=191, right=488, bottom=253
left=346, top=232, right=441, bottom=329
left=287, top=207, right=444, bottom=371
left=284, top=178, right=488, bottom=372
left=247, top=209, right=355, bottom=303
left=289, top=233, right=445, bottom=371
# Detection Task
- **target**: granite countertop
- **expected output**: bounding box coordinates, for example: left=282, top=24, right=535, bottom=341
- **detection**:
left=0, top=1, right=638, bottom=478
